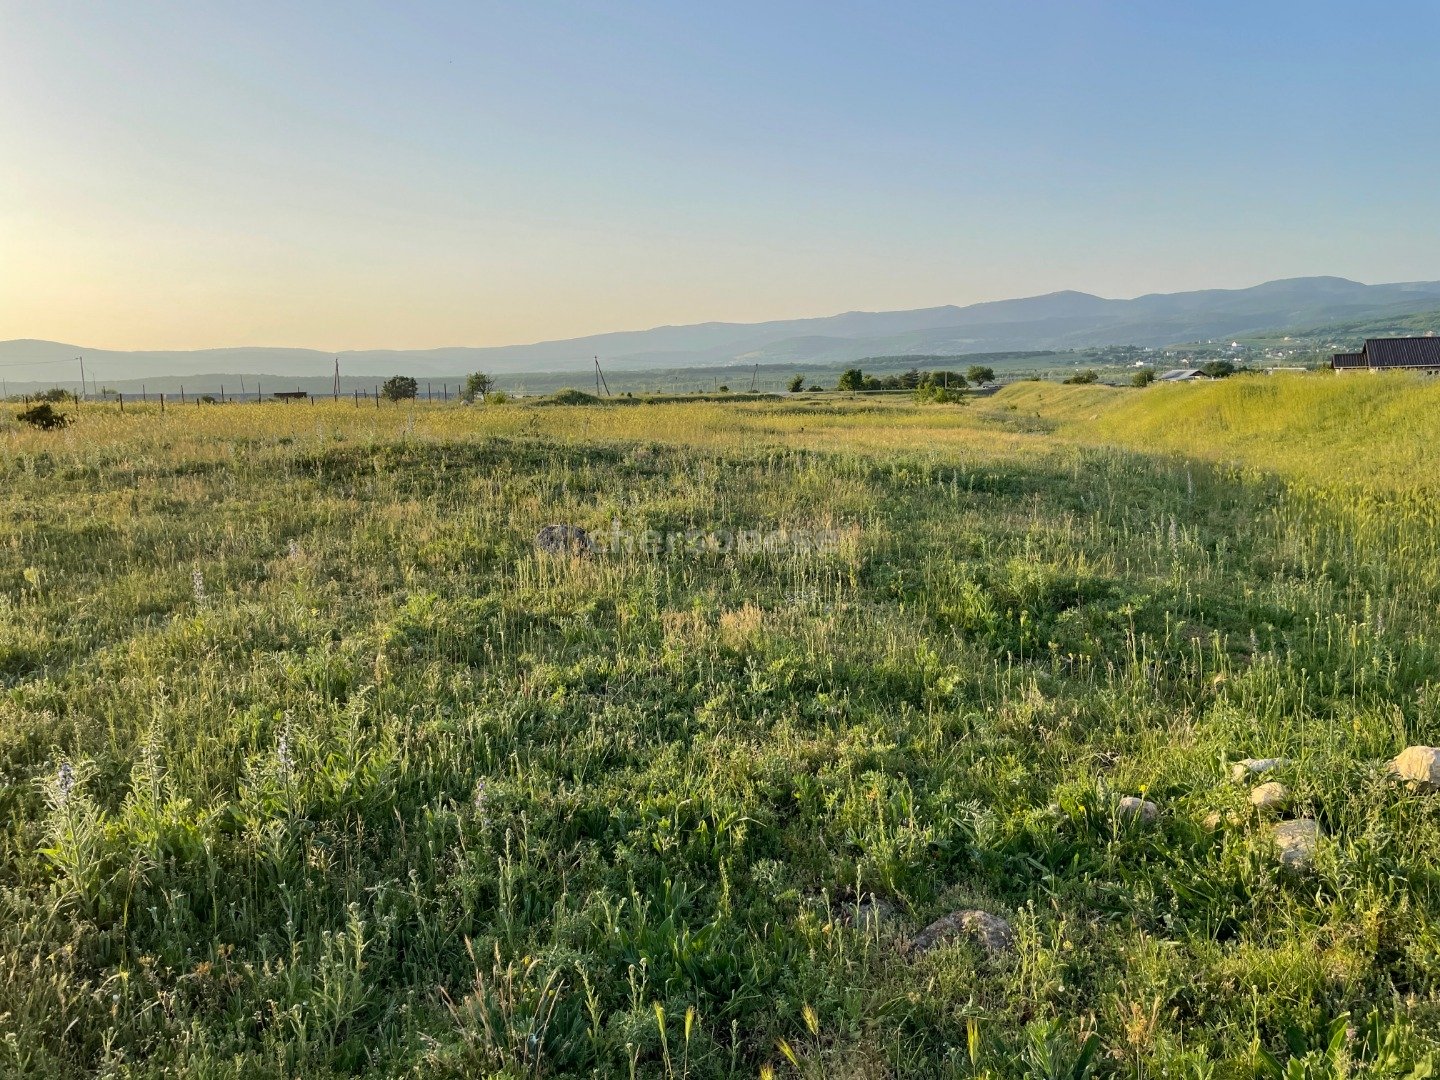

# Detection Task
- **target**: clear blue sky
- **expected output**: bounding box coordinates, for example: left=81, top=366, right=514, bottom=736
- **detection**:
left=2, top=1, right=1437, bottom=349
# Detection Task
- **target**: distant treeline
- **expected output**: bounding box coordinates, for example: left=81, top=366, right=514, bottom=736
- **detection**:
left=851, top=350, right=1062, bottom=366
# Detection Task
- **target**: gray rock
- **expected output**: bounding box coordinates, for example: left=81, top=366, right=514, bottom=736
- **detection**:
left=1249, top=781, right=1289, bottom=813
left=1389, top=746, right=1440, bottom=790
left=535, top=524, right=595, bottom=556
left=850, top=897, right=893, bottom=934
left=1117, top=796, right=1159, bottom=824
left=1272, top=818, right=1319, bottom=870
left=910, top=909, right=1014, bottom=956
left=1230, top=757, right=1288, bottom=783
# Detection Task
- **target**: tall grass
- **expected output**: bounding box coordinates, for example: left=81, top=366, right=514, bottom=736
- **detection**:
left=3, top=388, right=1440, bottom=1075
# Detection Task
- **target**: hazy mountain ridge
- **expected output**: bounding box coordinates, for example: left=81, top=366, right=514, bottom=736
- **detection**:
left=6, top=276, right=1440, bottom=386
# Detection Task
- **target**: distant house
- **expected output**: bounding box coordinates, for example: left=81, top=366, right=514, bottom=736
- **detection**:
left=1157, top=368, right=1211, bottom=382
left=1332, top=337, right=1440, bottom=374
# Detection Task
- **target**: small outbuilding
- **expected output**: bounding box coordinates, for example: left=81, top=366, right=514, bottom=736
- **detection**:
left=1157, top=369, right=1211, bottom=382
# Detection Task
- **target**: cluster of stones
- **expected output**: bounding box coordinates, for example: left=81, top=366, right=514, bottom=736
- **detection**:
left=883, top=747, right=1440, bottom=954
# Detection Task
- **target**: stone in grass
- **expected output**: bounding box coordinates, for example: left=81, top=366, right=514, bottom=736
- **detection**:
left=1389, top=746, right=1440, bottom=790
left=1117, top=796, right=1159, bottom=824
left=535, top=524, right=595, bottom=556
left=1230, top=758, right=1288, bottom=783
left=848, top=897, right=894, bottom=935
left=910, top=910, right=1014, bottom=957
left=1249, top=781, right=1289, bottom=813
left=1271, top=818, right=1319, bottom=871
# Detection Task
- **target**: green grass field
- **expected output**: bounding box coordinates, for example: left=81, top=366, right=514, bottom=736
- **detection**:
left=6, top=378, right=1440, bottom=1077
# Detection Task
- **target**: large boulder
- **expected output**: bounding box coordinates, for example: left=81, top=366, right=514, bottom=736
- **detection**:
left=1389, top=746, right=1440, bottom=790
left=910, top=910, right=1014, bottom=956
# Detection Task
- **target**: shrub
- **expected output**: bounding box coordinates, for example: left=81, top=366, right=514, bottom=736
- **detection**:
left=463, top=372, right=495, bottom=402
left=17, top=402, right=73, bottom=430
left=382, top=376, right=419, bottom=401
left=788, top=375, right=805, bottom=393
left=837, top=368, right=865, bottom=391
left=537, top=389, right=603, bottom=406
left=967, top=365, right=995, bottom=384
left=914, top=385, right=965, bottom=403
left=35, top=388, right=73, bottom=403
left=1064, top=370, right=1099, bottom=385
left=1201, top=359, right=1237, bottom=378
left=1131, top=368, right=1156, bottom=387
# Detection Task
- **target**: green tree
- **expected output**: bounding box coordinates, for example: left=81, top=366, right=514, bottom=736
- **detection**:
left=1200, top=359, right=1236, bottom=378
left=837, top=368, right=864, bottom=391
left=966, top=365, right=995, bottom=385
left=1063, top=370, right=1099, bottom=385
left=1131, top=368, right=1156, bottom=387
left=463, top=371, right=495, bottom=401
left=787, top=374, right=805, bottom=393
left=382, top=375, right=419, bottom=401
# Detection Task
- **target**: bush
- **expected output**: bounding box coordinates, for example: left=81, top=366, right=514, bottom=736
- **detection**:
left=914, top=385, right=965, bottom=404
left=463, top=372, right=495, bottom=402
left=966, top=365, right=995, bottom=384
left=382, top=376, right=419, bottom=401
left=537, top=389, right=603, bottom=406
left=35, top=388, right=72, bottom=403
left=788, top=375, right=805, bottom=393
left=837, top=368, right=865, bottom=391
left=1064, top=370, right=1099, bottom=385
left=17, top=402, right=72, bottom=430
left=1132, top=369, right=1156, bottom=387
left=1201, top=360, right=1237, bottom=378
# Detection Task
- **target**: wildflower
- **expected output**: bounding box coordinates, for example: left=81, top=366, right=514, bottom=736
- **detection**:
left=55, top=759, right=74, bottom=805
left=192, top=566, right=206, bottom=602
left=473, top=778, right=491, bottom=827
left=276, top=722, right=292, bottom=781
left=287, top=538, right=300, bottom=559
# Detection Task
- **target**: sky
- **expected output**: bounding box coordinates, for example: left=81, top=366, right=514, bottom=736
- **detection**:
left=2, top=0, right=1439, bottom=351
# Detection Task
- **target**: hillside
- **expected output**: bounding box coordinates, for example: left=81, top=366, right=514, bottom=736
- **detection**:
left=7, top=276, right=1440, bottom=386
left=983, top=373, right=1440, bottom=493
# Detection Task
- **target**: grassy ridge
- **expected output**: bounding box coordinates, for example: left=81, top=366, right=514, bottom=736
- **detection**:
left=986, top=374, right=1440, bottom=492
left=5, top=391, right=1440, bottom=1076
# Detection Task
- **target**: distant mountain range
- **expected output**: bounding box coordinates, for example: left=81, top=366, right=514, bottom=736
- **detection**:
left=5, top=276, right=1440, bottom=388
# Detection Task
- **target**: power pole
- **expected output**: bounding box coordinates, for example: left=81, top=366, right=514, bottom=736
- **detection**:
left=77, top=356, right=86, bottom=401
left=593, top=356, right=610, bottom=396
left=749, top=363, right=758, bottom=392
left=333, top=358, right=340, bottom=401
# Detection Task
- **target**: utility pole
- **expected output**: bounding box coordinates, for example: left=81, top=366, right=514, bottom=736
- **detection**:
left=77, top=356, right=86, bottom=401
left=333, top=358, right=340, bottom=401
left=593, top=356, right=610, bottom=396
left=749, top=363, right=758, bottom=392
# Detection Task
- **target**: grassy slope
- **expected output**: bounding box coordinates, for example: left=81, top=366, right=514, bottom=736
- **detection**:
left=4, top=392, right=1440, bottom=1076
left=986, top=374, right=1440, bottom=492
